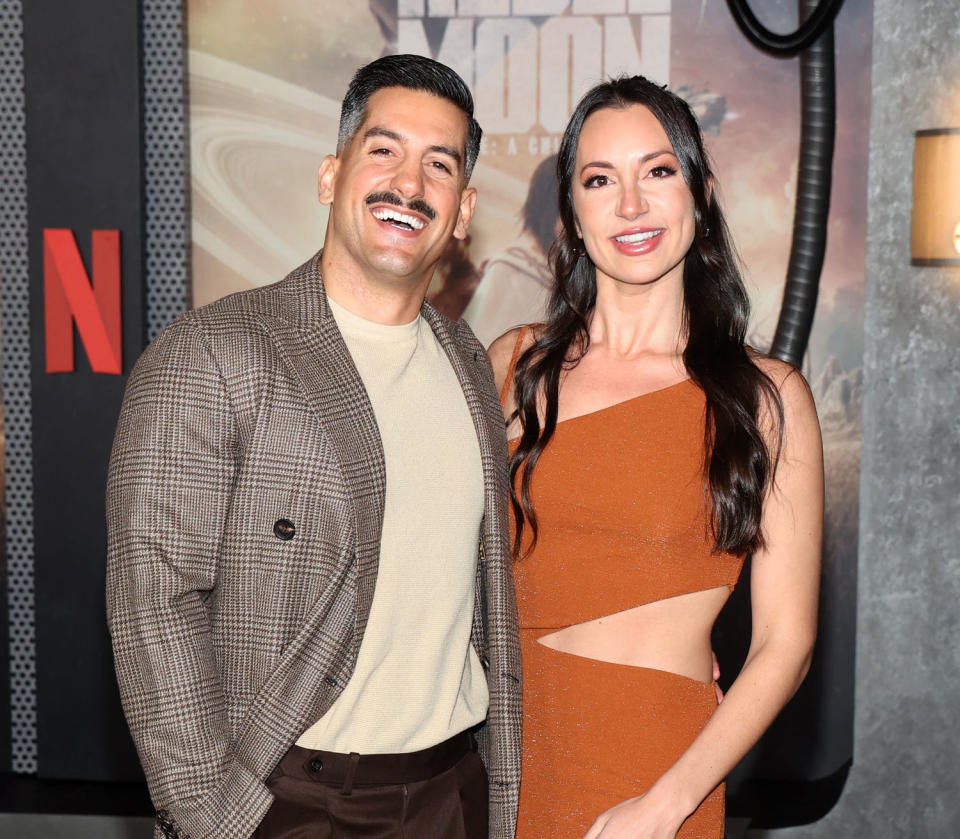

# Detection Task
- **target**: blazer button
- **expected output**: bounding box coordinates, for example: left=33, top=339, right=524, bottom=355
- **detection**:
left=274, top=519, right=296, bottom=540
left=309, top=757, right=324, bottom=773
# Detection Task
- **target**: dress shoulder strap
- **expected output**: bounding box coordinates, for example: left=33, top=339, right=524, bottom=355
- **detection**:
left=499, top=323, right=537, bottom=408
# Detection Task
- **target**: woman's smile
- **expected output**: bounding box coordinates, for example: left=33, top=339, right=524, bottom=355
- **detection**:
left=610, top=226, right=665, bottom=255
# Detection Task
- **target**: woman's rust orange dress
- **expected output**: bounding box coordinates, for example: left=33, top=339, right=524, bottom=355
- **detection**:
left=504, top=329, right=743, bottom=838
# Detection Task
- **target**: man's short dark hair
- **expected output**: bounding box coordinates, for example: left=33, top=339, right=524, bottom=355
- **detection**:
left=338, top=54, right=482, bottom=181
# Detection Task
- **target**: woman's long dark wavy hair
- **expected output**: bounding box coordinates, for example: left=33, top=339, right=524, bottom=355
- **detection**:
left=509, top=75, right=785, bottom=559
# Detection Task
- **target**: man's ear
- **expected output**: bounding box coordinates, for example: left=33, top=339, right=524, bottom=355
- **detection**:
left=318, top=154, right=338, bottom=205
left=453, top=186, right=478, bottom=240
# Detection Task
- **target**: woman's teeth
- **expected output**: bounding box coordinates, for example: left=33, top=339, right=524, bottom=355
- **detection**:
left=614, top=229, right=662, bottom=243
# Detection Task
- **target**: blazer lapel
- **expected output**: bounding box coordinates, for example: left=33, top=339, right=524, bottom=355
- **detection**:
left=265, top=254, right=385, bottom=640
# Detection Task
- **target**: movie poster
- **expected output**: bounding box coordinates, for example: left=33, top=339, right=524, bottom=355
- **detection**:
left=187, top=0, right=870, bottom=799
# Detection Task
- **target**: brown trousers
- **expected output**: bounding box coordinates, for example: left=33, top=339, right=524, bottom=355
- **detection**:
left=254, top=730, right=488, bottom=838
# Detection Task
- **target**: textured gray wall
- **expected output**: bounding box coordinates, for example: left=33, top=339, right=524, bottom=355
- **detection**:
left=749, top=0, right=960, bottom=835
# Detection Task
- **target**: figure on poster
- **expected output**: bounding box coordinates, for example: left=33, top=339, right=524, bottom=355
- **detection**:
left=106, top=54, right=520, bottom=839
left=463, top=154, right=559, bottom=346
left=428, top=232, right=485, bottom=320
left=490, top=76, right=823, bottom=839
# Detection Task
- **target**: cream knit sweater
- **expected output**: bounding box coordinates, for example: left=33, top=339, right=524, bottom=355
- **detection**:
left=296, top=297, right=488, bottom=753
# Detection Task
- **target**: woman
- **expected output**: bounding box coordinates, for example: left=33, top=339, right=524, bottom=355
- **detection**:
left=489, top=76, right=823, bottom=839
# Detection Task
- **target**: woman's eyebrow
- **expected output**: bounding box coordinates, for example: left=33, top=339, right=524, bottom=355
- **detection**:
left=579, top=149, right=675, bottom=175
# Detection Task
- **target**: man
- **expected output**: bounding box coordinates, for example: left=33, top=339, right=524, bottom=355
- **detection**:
left=106, top=54, right=521, bottom=839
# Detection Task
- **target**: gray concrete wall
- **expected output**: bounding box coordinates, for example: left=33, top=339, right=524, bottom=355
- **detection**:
left=750, top=0, right=960, bottom=835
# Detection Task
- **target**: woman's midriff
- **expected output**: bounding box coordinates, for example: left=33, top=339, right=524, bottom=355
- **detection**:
left=533, top=585, right=731, bottom=683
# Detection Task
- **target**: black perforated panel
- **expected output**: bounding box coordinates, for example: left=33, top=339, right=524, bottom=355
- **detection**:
left=0, top=0, right=37, bottom=775
left=143, top=0, right=190, bottom=339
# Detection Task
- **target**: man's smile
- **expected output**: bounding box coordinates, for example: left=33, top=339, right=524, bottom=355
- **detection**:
left=370, top=206, right=427, bottom=231
left=365, top=191, right=436, bottom=233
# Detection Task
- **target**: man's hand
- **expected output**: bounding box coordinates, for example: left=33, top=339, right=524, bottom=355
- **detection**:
left=712, top=652, right=724, bottom=704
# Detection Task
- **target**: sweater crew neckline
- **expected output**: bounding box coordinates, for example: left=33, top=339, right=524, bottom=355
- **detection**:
left=327, top=296, right=421, bottom=343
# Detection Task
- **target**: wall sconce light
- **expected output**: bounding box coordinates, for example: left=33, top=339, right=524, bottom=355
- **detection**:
left=911, top=128, right=960, bottom=266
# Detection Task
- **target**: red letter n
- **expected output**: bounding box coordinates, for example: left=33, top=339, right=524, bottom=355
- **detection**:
left=44, top=228, right=122, bottom=375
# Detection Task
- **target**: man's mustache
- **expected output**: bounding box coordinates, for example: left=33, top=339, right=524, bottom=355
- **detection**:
left=364, top=191, right=437, bottom=221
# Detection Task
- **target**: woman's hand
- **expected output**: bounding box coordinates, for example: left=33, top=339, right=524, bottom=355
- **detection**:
left=582, top=793, right=687, bottom=839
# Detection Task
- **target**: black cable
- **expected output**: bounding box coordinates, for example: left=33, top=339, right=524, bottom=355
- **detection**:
left=768, top=10, right=835, bottom=366
left=727, top=0, right=845, bottom=56
left=727, top=0, right=842, bottom=366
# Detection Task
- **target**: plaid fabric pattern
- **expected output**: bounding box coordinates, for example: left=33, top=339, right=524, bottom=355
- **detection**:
left=106, top=252, right=522, bottom=839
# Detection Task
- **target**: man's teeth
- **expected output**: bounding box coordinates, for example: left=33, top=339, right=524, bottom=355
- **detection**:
left=615, top=229, right=662, bottom=243
left=371, top=208, right=426, bottom=230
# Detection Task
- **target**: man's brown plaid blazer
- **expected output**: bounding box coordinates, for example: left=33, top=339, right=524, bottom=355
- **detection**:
left=106, top=252, right=522, bottom=839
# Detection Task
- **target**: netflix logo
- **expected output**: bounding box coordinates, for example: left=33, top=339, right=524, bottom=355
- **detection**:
left=43, top=228, right=122, bottom=375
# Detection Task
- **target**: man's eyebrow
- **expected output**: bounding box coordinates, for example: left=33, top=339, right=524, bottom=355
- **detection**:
left=428, top=145, right=462, bottom=166
left=362, top=126, right=462, bottom=168
left=579, top=149, right=676, bottom=175
left=362, top=126, right=404, bottom=144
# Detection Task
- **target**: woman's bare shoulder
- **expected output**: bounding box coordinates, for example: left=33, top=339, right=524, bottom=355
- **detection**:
left=487, top=324, right=540, bottom=397
left=747, top=349, right=821, bottom=449
left=748, top=349, right=812, bottom=397
left=746, top=346, right=790, bottom=378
